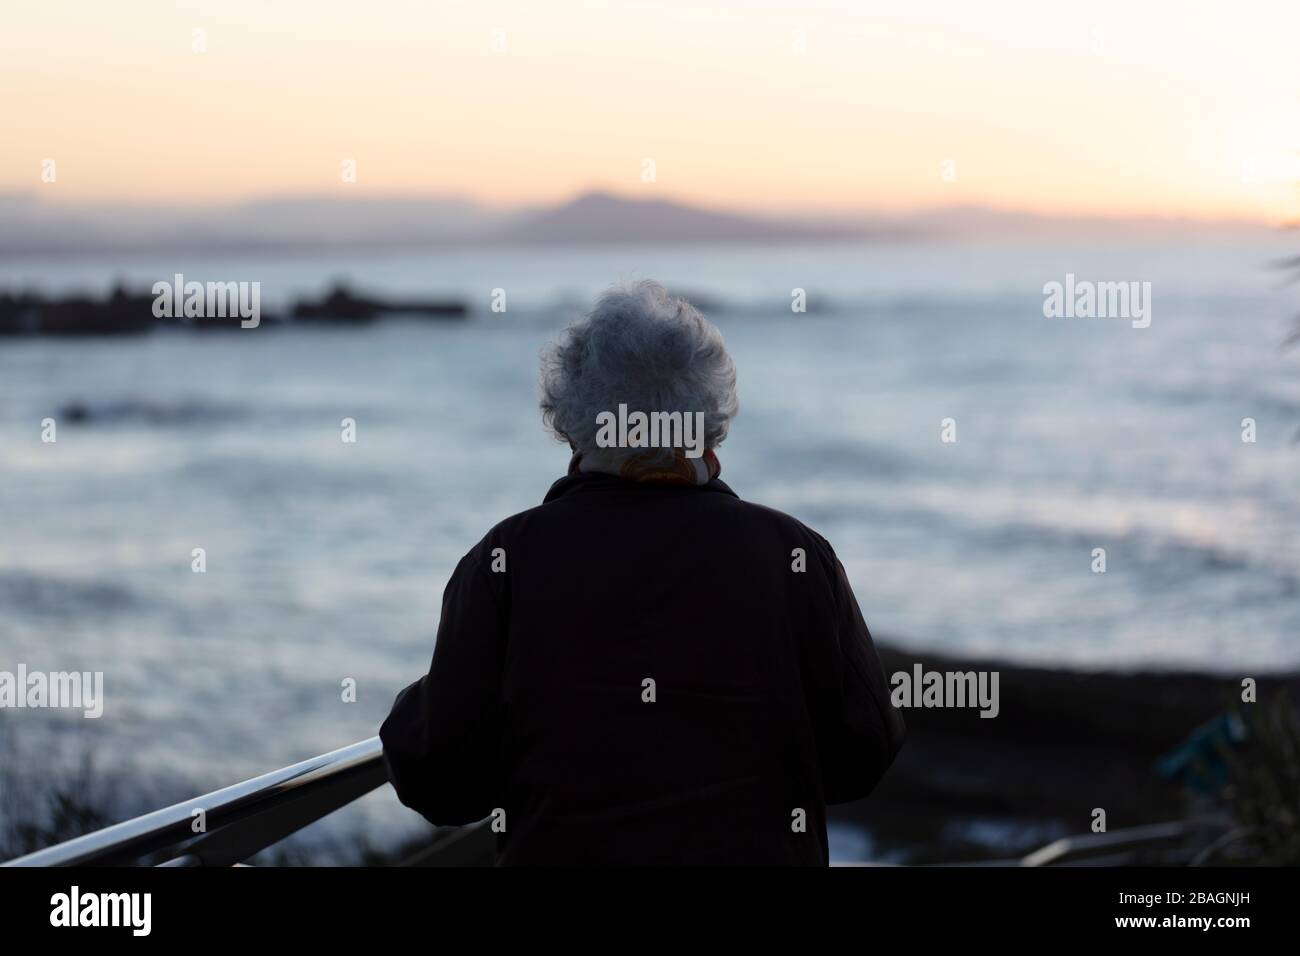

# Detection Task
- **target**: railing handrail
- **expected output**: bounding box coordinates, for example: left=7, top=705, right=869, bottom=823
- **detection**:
left=1019, top=820, right=1191, bottom=866
left=3, top=736, right=388, bottom=867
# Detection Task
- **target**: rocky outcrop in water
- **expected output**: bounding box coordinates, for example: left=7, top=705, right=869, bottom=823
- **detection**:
left=0, top=287, right=157, bottom=336
left=0, top=283, right=468, bottom=336
left=292, top=283, right=468, bottom=323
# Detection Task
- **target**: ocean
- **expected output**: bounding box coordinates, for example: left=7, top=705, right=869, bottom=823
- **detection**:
left=2, top=237, right=1298, bottom=859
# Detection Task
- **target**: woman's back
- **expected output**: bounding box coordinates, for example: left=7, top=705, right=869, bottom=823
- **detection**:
left=381, top=471, right=903, bottom=865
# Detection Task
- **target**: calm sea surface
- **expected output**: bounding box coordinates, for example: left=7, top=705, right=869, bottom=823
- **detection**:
left=2, top=238, right=1297, bottom=859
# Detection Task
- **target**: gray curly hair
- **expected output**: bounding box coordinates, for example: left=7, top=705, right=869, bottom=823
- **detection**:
left=539, top=281, right=739, bottom=455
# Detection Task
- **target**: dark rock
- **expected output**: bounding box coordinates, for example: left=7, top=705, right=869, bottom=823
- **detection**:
left=292, top=283, right=467, bottom=323
left=0, top=286, right=154, bottom=336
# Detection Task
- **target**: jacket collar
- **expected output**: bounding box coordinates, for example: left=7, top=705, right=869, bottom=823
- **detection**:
left=543, top=470, right=739, bottom=504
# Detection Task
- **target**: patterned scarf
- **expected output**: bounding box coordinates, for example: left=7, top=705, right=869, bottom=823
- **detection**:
left=568, top=447, right=721, bottom=486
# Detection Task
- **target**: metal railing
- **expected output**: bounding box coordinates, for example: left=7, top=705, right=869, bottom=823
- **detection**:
left=3, top=736, right=422, bottom=867
left=833, top=821, right=1196, bottom=868
left=1019, top=820, right=1191, bottom=866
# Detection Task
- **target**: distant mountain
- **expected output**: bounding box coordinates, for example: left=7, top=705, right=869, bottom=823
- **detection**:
left=0, top=191, right=1273, bottom=256
left=0, top=194, right=512, bottom=255
left=501, top=191, right=864, bottom=243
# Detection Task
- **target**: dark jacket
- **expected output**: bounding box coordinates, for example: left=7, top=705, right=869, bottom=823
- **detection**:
left=380, top=471, right=904, bottom=865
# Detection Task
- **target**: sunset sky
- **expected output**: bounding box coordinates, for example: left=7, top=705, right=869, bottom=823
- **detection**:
left=4, top=0, right=1299, bottom=221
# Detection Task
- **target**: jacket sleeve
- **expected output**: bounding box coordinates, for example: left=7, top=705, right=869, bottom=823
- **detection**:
left=379, top=549, right=507, bottom=826
left=806, top=540, right=906, bottom=804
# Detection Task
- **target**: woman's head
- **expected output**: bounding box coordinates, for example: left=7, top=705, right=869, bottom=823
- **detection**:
left=540, top=281, right=739, bottom=456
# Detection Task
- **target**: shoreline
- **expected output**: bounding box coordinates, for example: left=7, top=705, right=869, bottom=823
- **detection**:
left=832, top=644, right=1295, bottom=863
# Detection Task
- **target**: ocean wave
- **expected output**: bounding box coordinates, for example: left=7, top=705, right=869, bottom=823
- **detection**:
left=764, top=477, right=1297, bottom=588
left=0, top=570, right=138, bottom=617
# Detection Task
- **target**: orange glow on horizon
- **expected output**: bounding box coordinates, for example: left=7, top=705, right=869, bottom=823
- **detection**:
left=3, top=0, right=1298, bottom=223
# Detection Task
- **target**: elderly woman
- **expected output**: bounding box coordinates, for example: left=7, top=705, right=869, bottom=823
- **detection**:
left=380, top=281, right=903, bottom=865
